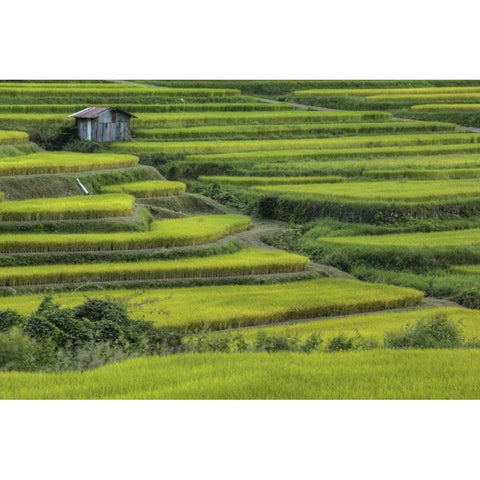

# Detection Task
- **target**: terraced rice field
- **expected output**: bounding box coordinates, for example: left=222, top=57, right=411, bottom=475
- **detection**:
left=198, top=175, right=345, bottom=185
left=113, top=132, right=480, bottom=155
left=318, top=228, right=480, bottom=248
left=3, top=349, right=480, bottom=399
left=0, top=278, right=423, bottom=330
left=252, top=178, right=480, bottom=202
left=102, top=180, right=187, bottom=197
left=0, top=130, right=29, bottom=145
left=252, top=154, right=480, bottom=177
left=0, top=193, right=135, bottom=221
left=0, top=248, right=309, bottom=286
left=0, top=152, right=139, bottom=175
left=134, top=121, right=455, bottom=140
left=0, top=214, right=251, bottom=252
left=0, top=102, right=297, bottom=113
left=234, top=306, right=480, bottom=342
left=131, top=110, right=392, bottom=127
left=3, top=80, right=480, bottom=401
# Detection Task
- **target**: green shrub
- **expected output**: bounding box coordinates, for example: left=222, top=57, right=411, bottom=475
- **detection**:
left=384, top=313, right=463, bottom=349
left=0, top=327, right=36, bottom=371
left=0, top=309, right=24, bottom=331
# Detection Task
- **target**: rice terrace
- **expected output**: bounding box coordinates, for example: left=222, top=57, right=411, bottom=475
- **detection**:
left=3, top=80, right=480, bottom=399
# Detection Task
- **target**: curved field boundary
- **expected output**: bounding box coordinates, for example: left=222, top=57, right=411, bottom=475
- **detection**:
left=252, top=178, right=480, bottom=202
left=0, top=278, right=423, bottom=330
left=0, top=152, right=139, bottom=176
left=0, top=103, right=297, bottom=113
left=103, top=180, right=186, bottom=197
left=0, top=193, right=135, bottom=221
left=134, top=121, right=455, bottom=141
left=131, top=110, right=392, bottom=128
left=2, top=350, right=480, bottom=399
left=198, top=175, right=344, bottom=186
left=113, top=132, right=480, bottom=155
left=292, top=86, right=480, bottom=97
left=0, top=130, right=29, bottom=145
left=0, top=214, right=251, bottom=253
left=0, top=248, right=309, bottom=286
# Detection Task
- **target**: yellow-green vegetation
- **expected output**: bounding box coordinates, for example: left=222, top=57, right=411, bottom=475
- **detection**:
left=0, top=193, right=135, bottom=221
left=411, top=104, right=480, bottom=112
left=318, top=228, right=480, bottom=248
left=0, top=248, right=309, bottom=286
left=252, top=178, right=480, bottom=202
left=252, top=154, right=480, bottom=176
left=363, top=168, right=480, bottom=179
left=2, top=349, right=480, bottom=399
left=198, top=175, right=344, bottom=186
left=102, top=180, right=186, bottom=197
left=0, top=214, right=250, bottom=253
left=113, top=132, right=480, bottom=155
left=0, top=152, right=139, bottom=176
left=0, top=87, right=241, bottom=98
left=237, top=306, right=480, bottom=343
left=0, top=130, right=29, bottom=145
left=0, top=278, right=423, bottom=330
left=186, top=143, right=480, bottom=165
left=131, top=110, right=392, bottom=128
left=134, top=121, right=455, bottom=140
left=367, top=93, right=480, bottom=103
left=451, top=265, right=480, bottom=275
left=0, top=113, right=72, bottom=125
left=293, top=86, right=480, bottom=97
left=0, top=103, right=297, bottom=113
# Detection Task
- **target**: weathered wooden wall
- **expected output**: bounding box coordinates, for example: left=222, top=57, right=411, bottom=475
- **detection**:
left=76, top=111, right=131, bottom=142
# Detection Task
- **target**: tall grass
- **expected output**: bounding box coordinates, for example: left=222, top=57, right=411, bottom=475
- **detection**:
left=0, top=248, right=309, bottom=286
left=0, top=152, right=139, bottom=176
left=234, top=306, right=480, bottom=343
left=131, top=110, right=392, bottom=128
left=0, top=131, right=29, bottom=145
left=3, top=349, right=479, bottom=399
left=293, top=86, right=480, bottom=97
left=187, top=143, right=480, bottom=164
left=102, top=180, right=186, bottom=197
left=0, top=103, right=297, bottom=113
left=0, top=278, right=423, bottom=330
left=134, top=121, right=455, bottom=140
left=0, top=214, right=251, bottom=253
left=253, top=178, right=480, bottom=202
left=113, top=132, right=480, bottom=155
left=411, top=104, right=480, bottom=112
left=198, top=175, right=345, bottom=185
left=0, top=193, right=135, bottom=221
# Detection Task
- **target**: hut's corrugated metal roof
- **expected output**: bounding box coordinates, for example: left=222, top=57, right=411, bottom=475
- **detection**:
left=69, top=107, right=136, bottom=119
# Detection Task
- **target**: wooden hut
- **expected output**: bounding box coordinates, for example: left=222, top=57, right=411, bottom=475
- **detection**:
left=69, top=107, right=136, bottom=142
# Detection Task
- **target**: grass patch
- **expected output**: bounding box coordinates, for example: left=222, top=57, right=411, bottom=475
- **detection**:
left=3, top=349, right=480, bottom=399
left=0, top=214, right=251, bottom=253
left=0, top=130, right=29, bottom=145
left=134, top=121, right=455, bottom=140
left=0, top=152, right=139, bottom=176
left=102, top=180, right=186, bottom=197
left=0, top=248, right=309, bottom=286
left=0, top=278, right=423, bottom=330
left=0, top=193, right=135, bottom=221
left=198, top=175, right=344, bottom=186
left=131, top=110, right=392, bottom=128
left=113, top=132, right=480, bottom=155
left=235, top=306, right=480, bottom=343
left=253, top=178, right=480, bottom=202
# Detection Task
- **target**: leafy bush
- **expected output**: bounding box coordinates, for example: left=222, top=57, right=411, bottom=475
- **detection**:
left=384, top=313, right=463, bottom=349
left=0, top=327, right=36, bottom=371
left=0, top=309, right=24, bottom=331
